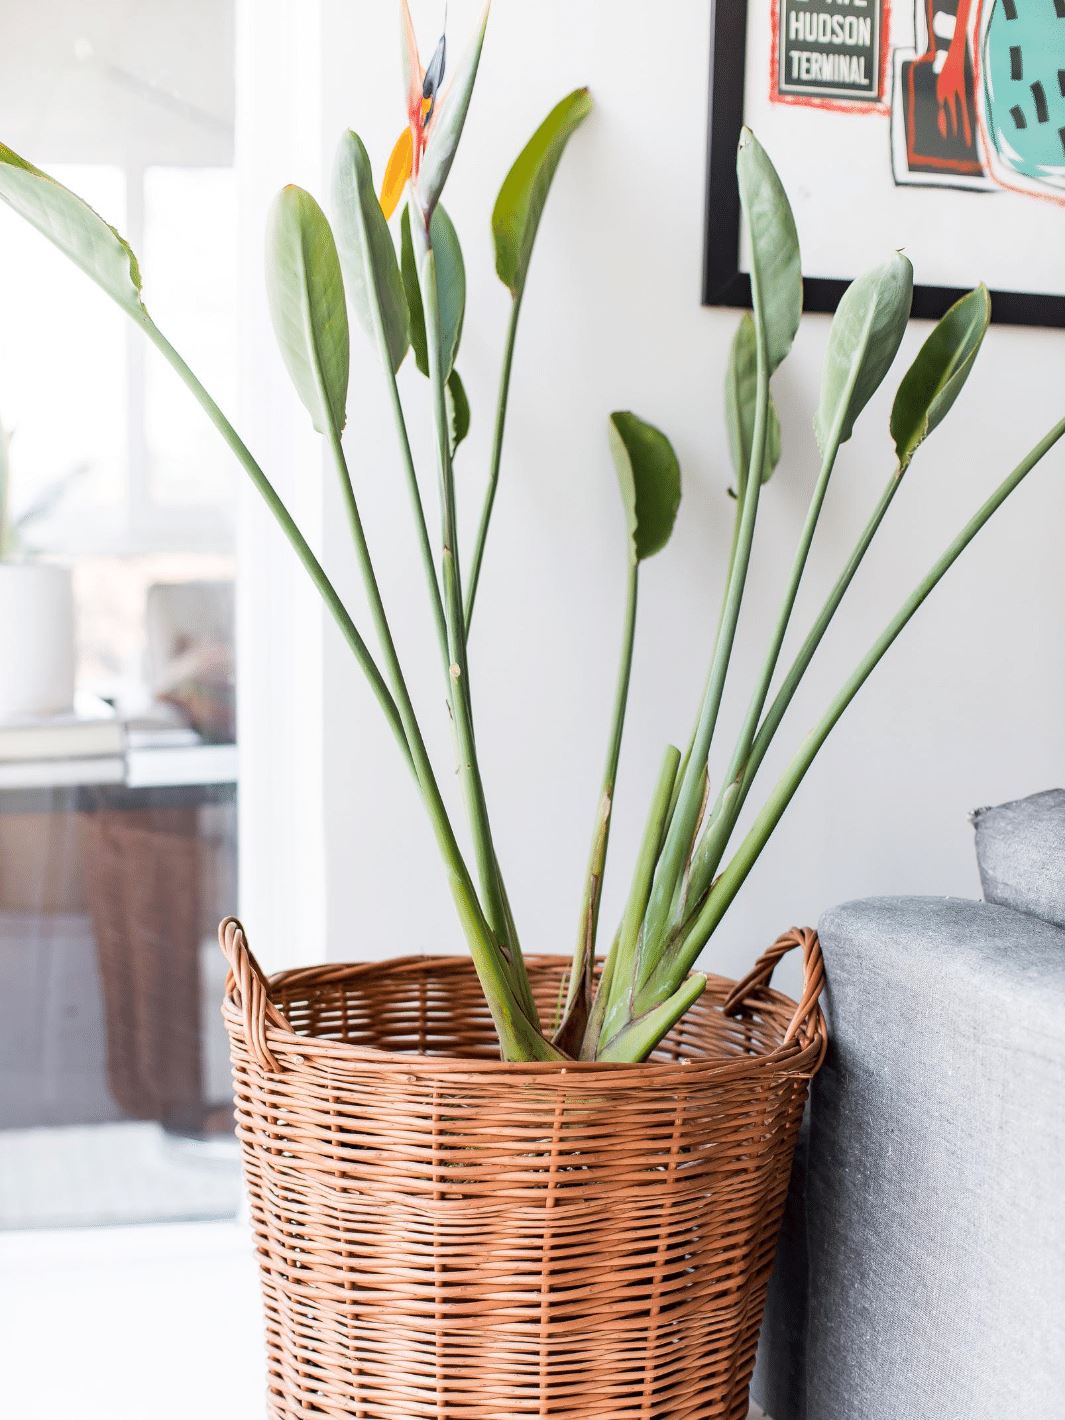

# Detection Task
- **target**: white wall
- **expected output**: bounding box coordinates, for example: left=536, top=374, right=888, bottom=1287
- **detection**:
left=238, top=1, right=1065, bottom=992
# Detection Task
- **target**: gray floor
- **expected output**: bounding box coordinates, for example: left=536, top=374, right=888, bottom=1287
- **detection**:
left=0, top=1120, right=242, bottom=1228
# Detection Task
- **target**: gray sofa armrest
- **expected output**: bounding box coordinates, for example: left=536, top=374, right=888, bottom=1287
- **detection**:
left=754, top=894, right=1065, bottom=1420
left=973, top=787, right=1065, bottom=929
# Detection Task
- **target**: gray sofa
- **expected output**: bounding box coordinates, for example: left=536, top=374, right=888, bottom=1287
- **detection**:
left=753, top=788, right=1065, bottom=1420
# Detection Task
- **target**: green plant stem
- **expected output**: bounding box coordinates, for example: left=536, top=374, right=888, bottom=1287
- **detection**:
left=665, top=483, right=746, bottom=841
left=327, top=424, right=551, bottom=1055
left=673, top=428, right=846, bottom=929
left=464, top=293, right=522, bottom=633
left=414, top=223, right=539, bottom=1027
left=684, top=464, right=904, bottom=909
left=640, top=344, right=770, bottom=959
left=385, top=351, right=451, bottom=674
left=557, top=561, right=639, bottom=1040
left=597, top=971, right=707, bottom=1063
left=597, top=745, right=681, bottom=1049
left=145, top=314, right=550, bottom=1058
left=578, top=932, right=618, bottom=1061
left=643, top=414, right=1065, bottom=1007
left=139, top=316, right=412, bottom=769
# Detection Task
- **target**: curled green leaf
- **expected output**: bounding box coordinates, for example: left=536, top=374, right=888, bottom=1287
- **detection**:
left=814, top=251, right=913, bottom=452
left=331, top=130, right=410, bottom=374
left=891, top=284, right=991, bottom=471
left=726, top=313, right=782, bottom=498
left=0, top=142, right=144, bottom=315
left=447, top=368, right=470, bottom=454
left=493, top=87, right=592, bottom=299
left=736, top=129, right=802, bottom=377
left=400, top=202, right=465, bottom=379
left=265, top=185, right=349, bottom=436
left=609, top=411, right=682, bottom=564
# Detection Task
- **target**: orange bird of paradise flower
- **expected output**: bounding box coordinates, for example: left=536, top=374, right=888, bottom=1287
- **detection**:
left=379, top=1, right=449, bottom=219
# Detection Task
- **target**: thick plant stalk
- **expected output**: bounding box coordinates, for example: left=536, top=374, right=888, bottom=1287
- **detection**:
left=413, top=217, right=538, bottom=1026
left=673, top=421, right=849, bottom=925
left=465, top=291, right=522, bottom=632
left=640, top=345, right=770, bottom=959
left=556, top=560, right=639, bottom=1045
left=596, top=971, right=706, bottom=1063
left=642, top=414, right=1065, bottom=1008
left=594, top=745, right=681, bottom=1053
left=683, top=464, right=905, bottom=909
left=666, top=485, right=745, bottom=832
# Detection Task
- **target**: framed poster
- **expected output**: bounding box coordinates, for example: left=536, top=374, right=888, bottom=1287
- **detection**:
left=703, top=0, right=1065, bottom=326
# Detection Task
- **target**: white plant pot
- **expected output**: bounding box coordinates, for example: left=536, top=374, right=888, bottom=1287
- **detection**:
left=0, top=562, right=76, bottom=721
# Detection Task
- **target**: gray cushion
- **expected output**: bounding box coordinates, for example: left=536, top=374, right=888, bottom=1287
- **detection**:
left=973, top=787, right=1065, bottom=929
left=753, top=894, right=1065, bottom=1420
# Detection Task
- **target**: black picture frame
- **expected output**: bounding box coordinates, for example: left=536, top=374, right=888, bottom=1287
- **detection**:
left=701, top=0, right=1065, bottom=328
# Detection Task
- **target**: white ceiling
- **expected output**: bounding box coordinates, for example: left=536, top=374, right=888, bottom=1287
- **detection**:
left=0, top=0, right=234, bottom=166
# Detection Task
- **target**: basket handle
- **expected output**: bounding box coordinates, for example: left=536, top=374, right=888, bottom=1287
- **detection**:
left=723, top=926, right=825, bottom=1047
left=219, top=915, right=294, bottom=1072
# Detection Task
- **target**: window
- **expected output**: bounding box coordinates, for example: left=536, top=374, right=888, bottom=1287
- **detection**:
left=0, top=0, right=240, bottom=1237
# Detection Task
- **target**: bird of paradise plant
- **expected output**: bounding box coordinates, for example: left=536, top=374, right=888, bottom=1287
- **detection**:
left=0, top=1, right=1061, bottom=1062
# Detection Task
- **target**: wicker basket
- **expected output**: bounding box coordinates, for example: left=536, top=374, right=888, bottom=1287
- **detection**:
left=220, top=920, right=826, bottom=1419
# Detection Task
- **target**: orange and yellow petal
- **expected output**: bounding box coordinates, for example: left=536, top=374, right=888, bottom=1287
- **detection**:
left=380, top=127, right=414, bottom=219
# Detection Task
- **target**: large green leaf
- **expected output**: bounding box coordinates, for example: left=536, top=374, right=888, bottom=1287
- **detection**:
left=0, top=142, right=144, bottom=315
left=493, top=87, right=592, bottom=299
left=400, top=203, right=465, bottom=378
left=736, top=129, right=801, bottom=376
left=265, top=186, right=349, bottom=436
left=609, top=411, right=681, bottom=564
left=891, top=284, right=991, bottom=472
left=416, top=1, right=490, bottom=216
left=814, top=252, right=913, bottom=452
left=331, top=130, right=409, bottom=374
left=725, top=313, right=782, bottom=498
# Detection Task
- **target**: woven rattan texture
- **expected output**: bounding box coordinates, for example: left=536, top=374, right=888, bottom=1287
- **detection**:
left=221, top=924, right=826, bottom=1419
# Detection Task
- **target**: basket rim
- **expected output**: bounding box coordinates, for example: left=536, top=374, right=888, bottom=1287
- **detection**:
left=221, top=941, right=827, bottom=1082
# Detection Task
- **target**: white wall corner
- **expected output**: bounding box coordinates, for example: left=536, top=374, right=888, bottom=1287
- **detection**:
left=234, top=0, right=329, bottom=971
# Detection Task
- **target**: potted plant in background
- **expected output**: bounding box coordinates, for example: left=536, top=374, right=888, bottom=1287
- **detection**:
left=0, top=407, right=78, bottom=722
left=1, top=1, right=1061, bottom=1413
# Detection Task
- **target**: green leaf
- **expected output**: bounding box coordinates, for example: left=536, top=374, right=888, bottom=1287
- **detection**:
left=814, top=251, right=913, bottom=452
left=608, top=411, right=682, bottom=564
left=265, top=186, right=349, bottom=436
left=0, top=142, right=144, bottom=315
left=736, top=129, right=802, bottom=377
left=416, top=1, right=490, bottom=216
left=400, top=203, right=465, bottom=379
left=891, top=284, right=991, bottom=472
left=446, top=369, right=470, bottom=454
left=725, top=313, right=782, bottom=498
left=331, top=130, right=409, bottom=374
left=492, top=87, right=592, bottom=299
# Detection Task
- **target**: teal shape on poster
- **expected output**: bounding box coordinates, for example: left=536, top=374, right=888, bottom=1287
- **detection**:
left=982, top=0, right=1065, bottom=186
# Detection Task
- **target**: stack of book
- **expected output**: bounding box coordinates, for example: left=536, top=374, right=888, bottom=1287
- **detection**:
left=0, top=694, right=125, bottom=789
